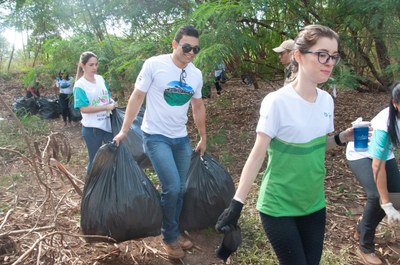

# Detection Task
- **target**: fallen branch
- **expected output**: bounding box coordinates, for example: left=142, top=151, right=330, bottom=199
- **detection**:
left=50, top=158, right=83, bottom=196
left=0, top=224, right=56, bottom=237
left=0, top=147, right=34, bottom=167
left=11, top=230, right=117, bottom=264
left=0, top=209, right=13, bottom=230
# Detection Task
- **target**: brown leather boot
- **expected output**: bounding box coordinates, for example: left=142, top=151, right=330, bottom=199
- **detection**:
left=178, top=235, right=193, bottom=250
left=163, top=241, right=185, bottom=259
left=356, top=248, right=382, bottom=265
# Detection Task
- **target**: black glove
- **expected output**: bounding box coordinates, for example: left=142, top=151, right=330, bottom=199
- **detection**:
left=216, top=225, right=242, bottom=262
left=215, top=199, right=243, bottom=233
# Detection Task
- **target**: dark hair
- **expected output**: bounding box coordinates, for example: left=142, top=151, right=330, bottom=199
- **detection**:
left=292, top=25, right=339, bottom=73
left=174, top=25, right=199, bottom=43
left=75, top=51, right=97, bottom=80
left=388, top=81, right=400, bottom=147
left=59, top=70, right=69, bottom=80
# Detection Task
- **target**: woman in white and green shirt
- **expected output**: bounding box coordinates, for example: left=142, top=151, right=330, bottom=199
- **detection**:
left=73, top=51, right=116, bottom=173
left=216, top=25, right=354, bottom=265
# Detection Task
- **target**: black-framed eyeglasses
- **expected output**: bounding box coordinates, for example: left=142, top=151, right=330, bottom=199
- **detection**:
left=180, top=69, right=187, bottom=86
left=304, top=51, right=341, bottom=66
left=178, top=43, right=201, bottom=54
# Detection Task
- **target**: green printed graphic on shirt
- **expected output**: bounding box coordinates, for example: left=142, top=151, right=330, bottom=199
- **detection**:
left=164, top=80, right=194, bottom=106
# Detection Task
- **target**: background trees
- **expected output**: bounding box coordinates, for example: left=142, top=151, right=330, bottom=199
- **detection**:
left=1, top=0, right=400, bottom=95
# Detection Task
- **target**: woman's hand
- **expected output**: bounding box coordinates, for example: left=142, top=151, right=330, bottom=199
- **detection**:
left=381, top=202, right=400, bottom=224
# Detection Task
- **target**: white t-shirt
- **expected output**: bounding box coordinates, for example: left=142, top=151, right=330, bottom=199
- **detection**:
left=136, top=54, right=203, bottom=138
left=256, top=84, right=334, bottom=143
left=214, top=63, right=225, bottom=77
left=56, top=76, right=74, bottom=94
left=346, top=107, right=398, bottom=161
left=255, top=84, right=334, bottom=216
left=73, top=74, right=112, bottom=132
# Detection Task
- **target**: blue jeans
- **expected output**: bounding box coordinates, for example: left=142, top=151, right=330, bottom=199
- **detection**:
left=260, top=208, right=326, bottom=265
left=82, top=127, right=113, bottom=173
left=143, top=133, right=192, bottom=244
left=348, top=157, right=400, bottom=253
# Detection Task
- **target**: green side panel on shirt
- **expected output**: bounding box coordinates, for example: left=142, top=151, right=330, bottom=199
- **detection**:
left=369, top=129, right=391, bottom=160
left=256, top=135, right=327, bottom=217
left=73, top=87, right=89, bottom=109
left=104, top=81, right=111, bottom=97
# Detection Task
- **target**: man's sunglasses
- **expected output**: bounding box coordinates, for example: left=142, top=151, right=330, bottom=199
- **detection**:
left=178, top=43, right=201, bottom=54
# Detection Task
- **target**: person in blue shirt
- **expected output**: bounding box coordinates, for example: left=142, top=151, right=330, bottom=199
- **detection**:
left=346, top=81, right=400, bottom=265
left=55, top=71, right=74, bottom=127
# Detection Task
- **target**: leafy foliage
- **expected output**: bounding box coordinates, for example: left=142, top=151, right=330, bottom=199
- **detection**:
left=1, top=0, right=400, bottom=92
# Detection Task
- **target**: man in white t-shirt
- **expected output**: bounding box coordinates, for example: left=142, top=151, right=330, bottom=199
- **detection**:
left=113, top=25, right=206, bottom=260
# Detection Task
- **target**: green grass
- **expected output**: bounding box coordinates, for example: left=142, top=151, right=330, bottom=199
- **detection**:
left=144, top=168, right=160, bottom=188
left=0, top=114, right=50, bottom=156
left=321, top=247, right=357, bottom=264
left=207, top=128, right=227, bottom=151
left=220, top=150, right=234, bottom=166
left=239, top=130, right=249, bottom=143
left=0, top=173, right=23, bottom=187
left=0, top=114, right=50, bottom=164
left=215, top=97, right=232, bottom=109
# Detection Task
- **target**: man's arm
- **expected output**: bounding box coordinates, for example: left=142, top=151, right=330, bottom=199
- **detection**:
left=191, top=97, right=206, bottom=155
left=113, top=88, right=146, bottom=145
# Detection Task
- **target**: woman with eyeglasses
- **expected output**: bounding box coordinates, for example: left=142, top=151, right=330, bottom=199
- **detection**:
left=346, top=82, right=400, bottom=265
left=113, top=25, right=206, bottom=260
left=215, top=24, right=354, bottom=265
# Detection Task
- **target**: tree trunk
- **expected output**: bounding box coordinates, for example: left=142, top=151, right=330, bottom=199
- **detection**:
left=32, top=42, right=42, bottom=67
left=7, top=45, right=15, bottom=72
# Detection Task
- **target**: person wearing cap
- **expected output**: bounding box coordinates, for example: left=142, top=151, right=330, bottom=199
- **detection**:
left=272, top=39, right=295, bottom=85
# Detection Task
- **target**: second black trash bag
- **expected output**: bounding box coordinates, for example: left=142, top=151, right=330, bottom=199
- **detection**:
left=180, top=152, right=235, bottom=231
left=111, top=107, right=150, bottom=167
left=68, top=97, right=82, bottom=122
left=81, top=142, right=162, bottom=243
left=38, top=96, right=61, bottom=119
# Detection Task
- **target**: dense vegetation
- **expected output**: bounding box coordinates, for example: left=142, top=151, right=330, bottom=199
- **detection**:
left=1, top=1, right=400, bottom=263
left=1, top=0, right=400, bottom=95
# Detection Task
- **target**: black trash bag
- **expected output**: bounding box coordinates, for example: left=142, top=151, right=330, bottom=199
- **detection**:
left=216, top=225, right=242, bottom=262
left=81, top=142, right=162, bottom=243
left=180, top=152, right=235, bottom=231
left=111, top=107, right=150, bottom=167
left=38, top=96, right=60, bottom=119
left=12, top=96, right=39, bottom=116
left=68, top=100, right=82, bottom=122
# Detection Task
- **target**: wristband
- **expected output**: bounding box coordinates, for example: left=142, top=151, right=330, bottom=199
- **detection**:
left=334, top=133, right=346, bottom=146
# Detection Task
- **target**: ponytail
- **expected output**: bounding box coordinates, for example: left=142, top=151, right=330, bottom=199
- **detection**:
left=75, top=64, right=84, bottom=81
